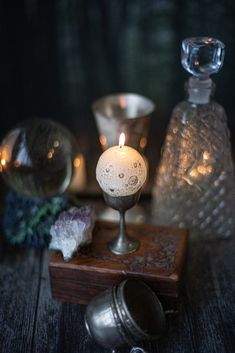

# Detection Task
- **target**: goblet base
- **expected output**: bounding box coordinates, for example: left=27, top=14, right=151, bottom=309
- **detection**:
left=108, top=235, right=139, bottom=255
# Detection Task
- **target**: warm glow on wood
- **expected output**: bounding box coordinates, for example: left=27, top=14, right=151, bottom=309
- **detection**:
left=119, top=133, right=125, bottom=147
left=119, top=97, right=126, bottom=109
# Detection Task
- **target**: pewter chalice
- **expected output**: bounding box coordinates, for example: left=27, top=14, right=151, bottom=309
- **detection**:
left=96, top=133, right=147, bottom=255
left=103, top=190, right=141, bottom=254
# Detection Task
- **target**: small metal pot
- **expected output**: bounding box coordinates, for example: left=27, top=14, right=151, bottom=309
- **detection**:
left=84, top=279, right=165, bottom=350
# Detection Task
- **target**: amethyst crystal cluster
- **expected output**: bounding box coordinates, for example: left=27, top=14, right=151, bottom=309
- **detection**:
left=49, top=205, right=95, bottom=261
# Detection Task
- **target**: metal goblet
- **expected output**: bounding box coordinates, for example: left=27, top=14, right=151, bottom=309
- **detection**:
left=92, top=93, right=155, bottom=152
left=103, top=190, right=141, bottom=255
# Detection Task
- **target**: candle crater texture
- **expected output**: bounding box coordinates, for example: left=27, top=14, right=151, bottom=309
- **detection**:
left=96, top=145, right=147, bottom=197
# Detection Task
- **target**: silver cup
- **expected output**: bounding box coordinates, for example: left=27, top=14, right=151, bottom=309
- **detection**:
left=92, top=93, right=155, bottom=153
left=85, top=279, right=165, bottom=351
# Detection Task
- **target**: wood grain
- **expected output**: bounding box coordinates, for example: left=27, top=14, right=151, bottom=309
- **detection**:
left=0, top=242, right=41, bottom=353
left=49, top=220, right=189, bottom=308
left=0, top=224, right=234, bottom=353
left=31, top=250, right=129, bottom=353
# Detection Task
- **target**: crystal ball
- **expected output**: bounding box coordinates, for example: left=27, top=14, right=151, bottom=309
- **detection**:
left=0, top=119, right=78, bottom=197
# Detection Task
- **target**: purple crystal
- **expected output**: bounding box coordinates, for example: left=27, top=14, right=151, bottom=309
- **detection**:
left=49, top=205, right=95, bottom=261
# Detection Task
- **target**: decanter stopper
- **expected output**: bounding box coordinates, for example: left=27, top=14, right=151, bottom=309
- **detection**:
left=181, top=37, right=225, bottom=79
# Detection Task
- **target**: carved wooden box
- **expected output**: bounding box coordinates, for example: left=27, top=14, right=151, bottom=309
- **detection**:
left=49, top=220, right=188, bottom=309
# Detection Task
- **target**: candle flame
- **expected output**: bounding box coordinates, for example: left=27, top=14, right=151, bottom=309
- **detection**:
left=119, top=133, right=125, bottom=147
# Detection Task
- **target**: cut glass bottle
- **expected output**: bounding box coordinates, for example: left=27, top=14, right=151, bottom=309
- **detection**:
left=152, top=37, right=235, bottom=238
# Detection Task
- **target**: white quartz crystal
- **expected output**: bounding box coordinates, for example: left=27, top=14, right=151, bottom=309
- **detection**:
left=49, top=206, right=95, bottom=261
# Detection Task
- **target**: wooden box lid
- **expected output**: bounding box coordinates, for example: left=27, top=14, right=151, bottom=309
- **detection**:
left=49, top=220, right=188, bottom=308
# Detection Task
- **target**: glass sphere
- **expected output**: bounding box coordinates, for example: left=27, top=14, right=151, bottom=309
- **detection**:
left=0, top=119, right=78, bottom=197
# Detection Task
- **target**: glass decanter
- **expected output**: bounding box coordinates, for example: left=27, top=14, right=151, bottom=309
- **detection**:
left=152, top=37, right=235, bottom=239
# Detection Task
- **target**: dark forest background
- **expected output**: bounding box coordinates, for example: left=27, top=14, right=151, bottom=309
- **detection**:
left=0, top=0, right=235, bottom=187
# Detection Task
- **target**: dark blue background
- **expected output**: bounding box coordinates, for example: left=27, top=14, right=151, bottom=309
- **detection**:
left=1, top=0, right=234, bottom=184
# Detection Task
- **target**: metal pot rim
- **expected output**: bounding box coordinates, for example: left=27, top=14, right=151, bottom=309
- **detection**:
left=115, top=279, right=165, bottom=340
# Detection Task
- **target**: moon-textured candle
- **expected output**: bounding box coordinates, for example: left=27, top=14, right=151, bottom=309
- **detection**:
left=96, top=133, right=147, bottom=197
left=96, top=133, right=147, bottom=255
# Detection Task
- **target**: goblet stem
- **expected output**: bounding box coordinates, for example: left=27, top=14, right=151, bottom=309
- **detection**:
left=108, top=209, right=139, bottom=255
left=119, top=210, right=127, bottom=243
left=102, top=191, right=141, bottom=255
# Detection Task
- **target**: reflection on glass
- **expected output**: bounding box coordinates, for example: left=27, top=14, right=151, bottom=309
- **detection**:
left=68, top=153, right=87, bottom=192
left=0, top=118, right=79, bottom=197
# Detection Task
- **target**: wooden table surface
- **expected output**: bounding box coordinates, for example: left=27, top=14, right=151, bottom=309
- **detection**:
left=0, top=208, right=234, bottom=353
